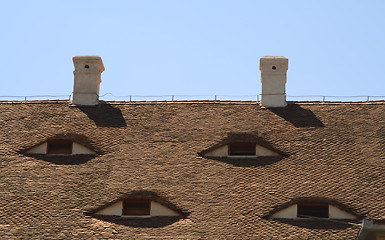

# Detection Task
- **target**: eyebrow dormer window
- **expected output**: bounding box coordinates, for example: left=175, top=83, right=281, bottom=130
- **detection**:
left=297, top=202, right=329, bottom=218
left=25, top=140, right=94, bottom=155
left=122, top=199, right=151, bottom=216
left=228, top=143, right=256, bottom=156
left=47, top=140, right=73, bottom=154
left=270, top=199, right=358, bottom=219
left=94, top=196, right=181, bottom=218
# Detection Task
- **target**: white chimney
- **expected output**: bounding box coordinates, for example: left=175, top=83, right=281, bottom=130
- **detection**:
left=72, top=56, right=105, bottom=106
left=259, top=56, right=288, bottom=108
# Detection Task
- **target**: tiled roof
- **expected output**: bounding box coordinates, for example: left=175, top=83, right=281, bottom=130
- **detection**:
left=1, top=100, right=385, bottom=239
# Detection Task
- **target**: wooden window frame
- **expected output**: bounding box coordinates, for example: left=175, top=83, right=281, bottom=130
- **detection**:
left=297, top=202, right=329, bottom=218
left=122, top=199, right=151, bottom=216
left=46, top=140, right=73, bottom=155
left=228, top=143, right=256, bottom=156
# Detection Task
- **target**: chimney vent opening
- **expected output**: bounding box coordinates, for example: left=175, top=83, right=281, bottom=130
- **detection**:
left=84, top=65, right=89, bottom=69
left=272, top=66, right=276, bottom=70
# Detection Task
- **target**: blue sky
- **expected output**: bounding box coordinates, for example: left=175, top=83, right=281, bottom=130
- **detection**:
left=1, top=0, right=384, bottom=101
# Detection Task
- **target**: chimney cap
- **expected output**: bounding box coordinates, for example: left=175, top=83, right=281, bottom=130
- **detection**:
left=73, top=56, right=105, bottom=72
left=261, top=56, right=286, bottom=58
left=260, top=56, right=288, bottom=70
left=73, top=55, right=103, bottom=60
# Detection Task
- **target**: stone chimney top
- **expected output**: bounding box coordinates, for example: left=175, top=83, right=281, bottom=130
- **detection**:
left=259, top=56, right=288, bottom=108
left=72, top=56, right=105, bottom=106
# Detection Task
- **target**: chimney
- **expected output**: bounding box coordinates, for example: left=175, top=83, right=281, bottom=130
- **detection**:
left=72, top=56, right=105, bottom=106
left=259, top=56, right=288, bottom=108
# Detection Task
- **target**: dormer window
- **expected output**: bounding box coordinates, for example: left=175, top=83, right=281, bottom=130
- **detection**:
left=94, top=198, right=180, bottom=218
left=47, top=140, right=73, bottom=155
left=203, top=142, right=281, bottom=158
left=123, top=199, right=151, bottom=216
left=228, top=143, right=256, bottom=156
left=270, top=200, right=358, bottom=219
left=26, top=139, right=95, bottom=155
left=200, top=133, right=287, bottom=159
left=297, top=202, right=329, bottom=218
left=89, top=191, right=187, bottom=226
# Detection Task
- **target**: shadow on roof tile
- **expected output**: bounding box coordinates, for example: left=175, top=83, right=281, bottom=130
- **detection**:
left=378, top=127, right=385, bottom=149
left=25, top=154, right=96, bottom=165
left=90, top=215, right=183, bottom=228
left=268, top=104, right=325, bottom=128
left=77, top=102, right=127, bottom=127
left=272, top=218, right=359, bottom=230
left=204, top=156, right=285, bottom=167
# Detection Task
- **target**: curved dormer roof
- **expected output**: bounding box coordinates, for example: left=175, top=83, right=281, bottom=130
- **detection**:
left=266, top=197, right=361, bottom=220
left=200, top=132, right=288, bottom=158
left=20, top=133, right=98, bottom=164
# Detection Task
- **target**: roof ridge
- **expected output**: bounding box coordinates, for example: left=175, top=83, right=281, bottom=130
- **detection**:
left=0, top=99, right=385, bottom=105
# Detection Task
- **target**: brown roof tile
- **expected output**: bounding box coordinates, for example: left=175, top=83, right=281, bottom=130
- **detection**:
left=1, top=100, right=384, bottom=239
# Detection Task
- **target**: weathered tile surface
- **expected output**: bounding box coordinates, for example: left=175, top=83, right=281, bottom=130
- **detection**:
left=1, top=100, right=384, bottom=239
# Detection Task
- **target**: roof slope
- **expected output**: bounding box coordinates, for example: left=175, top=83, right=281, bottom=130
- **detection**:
left=1, top=100, right=384, bottom=239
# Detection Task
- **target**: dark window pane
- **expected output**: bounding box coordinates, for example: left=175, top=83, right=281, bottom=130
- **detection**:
left=122, top=199, right=151, bottom=216
left=47, top=141, right=72, bottom=154
left=228, top=143, right=255, bottom=156
left=297, top=202, right=329, bottom=218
